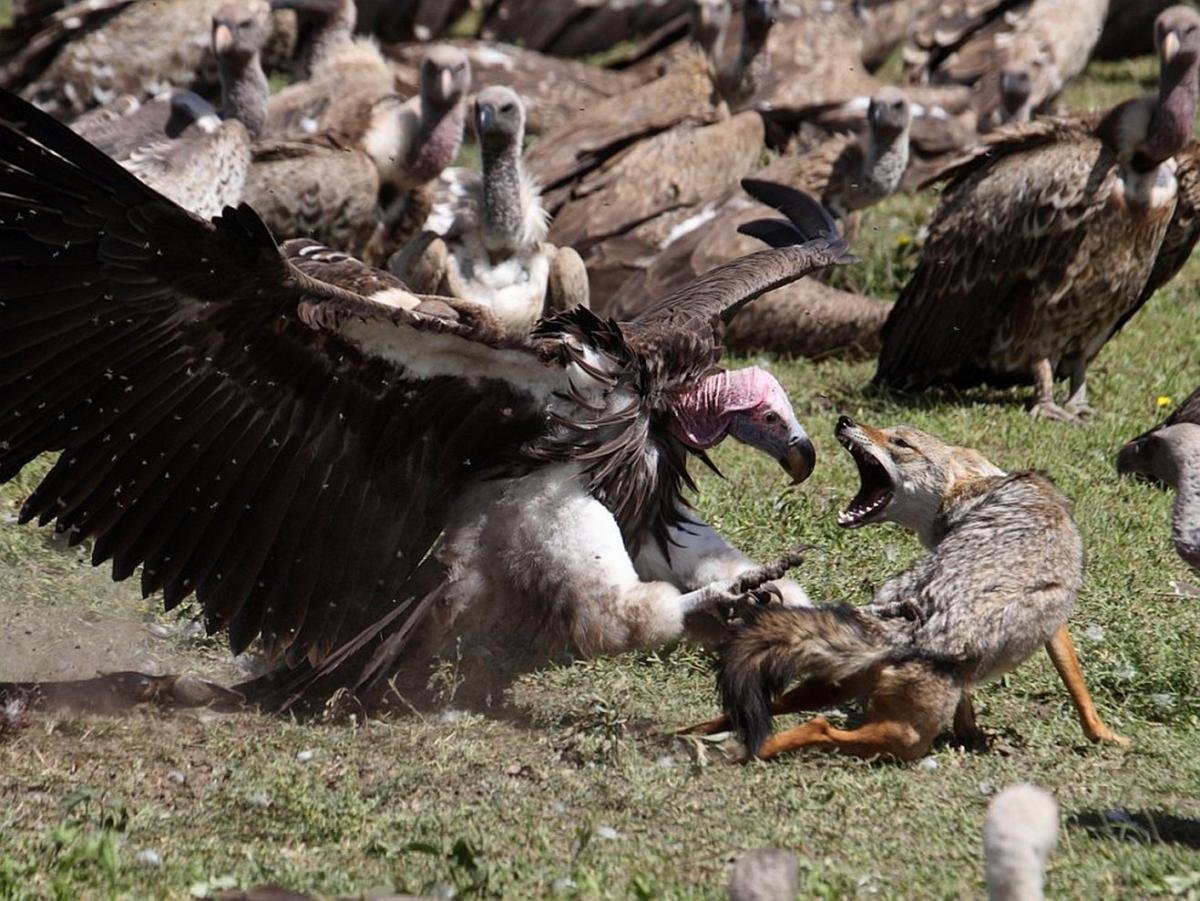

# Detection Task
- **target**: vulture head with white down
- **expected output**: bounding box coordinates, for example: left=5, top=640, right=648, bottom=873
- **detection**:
left=0, top=85, right=853, bottom=705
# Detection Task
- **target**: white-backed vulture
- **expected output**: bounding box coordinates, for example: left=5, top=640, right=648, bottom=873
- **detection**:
left=902, top=0, right=1110, bottom=129
left=263, top=0, right=393, bottom=141
left=390, top=87, right=589, bottom=335
left=1117, top=386, right=1200, bottom=571
left=6, top=0, right=293, bottom=119
left=525, top=0, right=771, bottom=214
left=69, top=2, right=270, bottom=220
left=876, top=7, right=1200, bottom=422
left=385, top=39, right=643, bottom=136
left=0, top=92, right=852, bottom=705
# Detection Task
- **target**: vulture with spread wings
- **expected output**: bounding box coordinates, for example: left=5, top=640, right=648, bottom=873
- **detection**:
left=0, top=90, right=850, bottom=705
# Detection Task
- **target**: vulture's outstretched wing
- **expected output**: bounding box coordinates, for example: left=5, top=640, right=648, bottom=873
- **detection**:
left=875, top=124, right=1112, bottom=388
left=0, top=90, right=564, bottom=666
left=626, top=180, right=853, bottom=338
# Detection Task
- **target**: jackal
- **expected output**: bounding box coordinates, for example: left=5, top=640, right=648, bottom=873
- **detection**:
left=683, top=417, right=1127, bottom=761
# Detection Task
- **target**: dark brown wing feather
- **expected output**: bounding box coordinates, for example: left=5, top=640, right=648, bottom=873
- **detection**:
left=876, top=124, right=1112, bottom=388
left=0, top=89, right=546, bottom=666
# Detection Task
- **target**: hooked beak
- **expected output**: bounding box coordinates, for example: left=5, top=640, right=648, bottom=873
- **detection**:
left=476, top=104, right=494, bottom=134
left=780, top=433, right=817, bottom=484
left=1115, top=437, right=1146, bottom=477
left=213, top=23, right=234, bottom=53
left=1164, top=29, right=1181, bottom=63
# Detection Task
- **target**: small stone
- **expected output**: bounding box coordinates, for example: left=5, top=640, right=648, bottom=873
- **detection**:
left=551, top=878, right=577, bottom=893
left=296, top=749, right=315, bottom=763
left=918, top=758, right=938, bottom=771
left=1150, top=693, right=1176, bottom=710
left=594, top=825, right=619, bottom=840
left=166, top=770, right=186, bottom=785
left=1104, top=808, right=1133, bottom=824
left=1113, top=660, right=1138, bottom=681
left=135, top=849, right=162, bottom=867
left=978, top=781, right=995, bottom=796
left=1084, top=624, right=1105, bottom=643
left=145, top=623, right=173, bottom=639
left=438, top=709, right=465, bottom=725
left=550, top=802, right=566, bottom=815
left=246, top=791, right=270, bottom=808
left=729, top=848, right=800, bottom=901
left=656, top=755, right=676, bottom=769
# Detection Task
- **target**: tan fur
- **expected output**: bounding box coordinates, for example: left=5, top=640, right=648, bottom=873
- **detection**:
left=684, top=421, right=1127, bottom=760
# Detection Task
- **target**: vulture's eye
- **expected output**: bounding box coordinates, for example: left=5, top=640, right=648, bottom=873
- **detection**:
left=763, top=411, right=779, bottom=424
left=500, top=102, right=515, bottom=114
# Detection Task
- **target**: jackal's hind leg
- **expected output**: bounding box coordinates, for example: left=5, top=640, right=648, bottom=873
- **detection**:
left=1045, top=624, right=1130, bottom=747
left=751, top=661, right=959, bottom=762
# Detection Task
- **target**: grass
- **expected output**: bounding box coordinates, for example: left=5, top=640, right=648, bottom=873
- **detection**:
left=3, top=53, right=1200, bottom=901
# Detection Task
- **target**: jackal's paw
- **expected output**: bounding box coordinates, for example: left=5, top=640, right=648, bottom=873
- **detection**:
left=1029, top=401, right=1082, bottom=424
left=1088, top=724, right=1132, bottom=748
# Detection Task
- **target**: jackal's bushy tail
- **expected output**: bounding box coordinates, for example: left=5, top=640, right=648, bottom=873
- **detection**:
left=719, top=605, right=889, bottom=756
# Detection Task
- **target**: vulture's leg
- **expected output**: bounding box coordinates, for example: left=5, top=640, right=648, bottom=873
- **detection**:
left=1063, top=354, right=1095, bottom=418
left=634, top=517, right=810, bottom=608
left=1028, top=357, right=1079, bottom=423
left=387, top=230, right=449, bottom=295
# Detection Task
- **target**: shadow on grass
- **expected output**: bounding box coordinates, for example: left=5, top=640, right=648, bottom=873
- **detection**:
left=1069, top=809, right=1200, bottom=849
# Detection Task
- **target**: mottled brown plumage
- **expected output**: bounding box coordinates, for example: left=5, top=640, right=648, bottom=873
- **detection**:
left=241, top=140, right=379, bottom=250
left=386, top=39, right=642, bottom=136
left=903, top=0, right=1110, bottom=128
left=478, top=0, right=690, bottom=57
left=14, top=0, right=254, bottom=118
left=877, top=9, right=1200, bottom=421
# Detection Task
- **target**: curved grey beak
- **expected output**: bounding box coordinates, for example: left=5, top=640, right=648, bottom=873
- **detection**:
left=781, top=434, right=816, bottom=484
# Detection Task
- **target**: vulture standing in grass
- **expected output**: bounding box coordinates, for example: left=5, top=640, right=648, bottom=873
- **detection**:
left=600, top=89, right=912, bottom=352
left=902, top=0, right=1110, bottom=129
left=876, top=7, right=1200, bottom=422
left=390, top=87, right=590, bottom=336
left=1117, top=387, right=1200, bottom=571
left=68, top=3, right=271, bottom=220
left=0, top=90, right=847, bottom=703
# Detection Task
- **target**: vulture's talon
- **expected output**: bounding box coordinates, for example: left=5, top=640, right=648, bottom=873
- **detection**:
left=1029, top=401, right=1082, bottom=424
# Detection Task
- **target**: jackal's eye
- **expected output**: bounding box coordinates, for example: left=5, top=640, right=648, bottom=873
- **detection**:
left=891, top=437, right=913, bottom=450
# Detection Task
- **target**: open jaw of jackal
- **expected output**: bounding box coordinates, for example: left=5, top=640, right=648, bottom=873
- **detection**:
left=836, top=429, right=895, bottom=528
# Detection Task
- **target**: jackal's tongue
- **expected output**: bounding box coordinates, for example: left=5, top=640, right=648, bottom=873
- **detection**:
left=838, top=440, right=893, bottom=528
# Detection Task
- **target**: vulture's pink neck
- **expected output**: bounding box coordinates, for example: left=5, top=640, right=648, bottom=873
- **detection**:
left=1142, top=54, right=1200, bottom=168
left=670, top=367, right=777, bottom=450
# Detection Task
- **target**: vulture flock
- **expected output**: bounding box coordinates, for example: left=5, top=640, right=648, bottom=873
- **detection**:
left=0, top=0, right=1197, bottom=767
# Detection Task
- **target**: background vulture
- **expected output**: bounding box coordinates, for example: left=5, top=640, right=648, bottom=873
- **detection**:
left=875, top=5, right=1200, bottom=422
left=1117, top=387, right=1200, bottom=571
left=0, top=89, right=849, bottom=705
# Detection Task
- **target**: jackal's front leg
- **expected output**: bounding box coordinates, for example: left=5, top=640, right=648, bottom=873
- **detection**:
left=1045, top=624, right=1130, bottom=747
